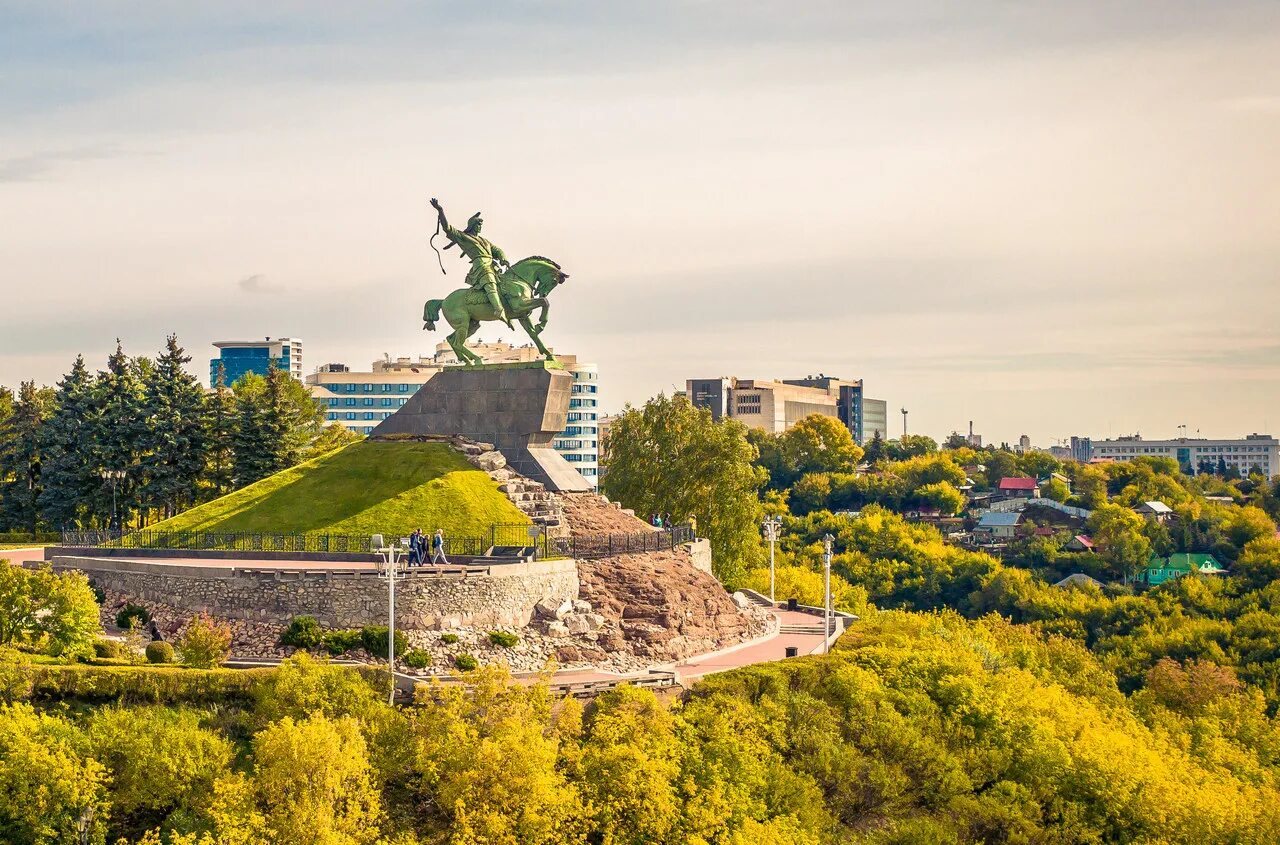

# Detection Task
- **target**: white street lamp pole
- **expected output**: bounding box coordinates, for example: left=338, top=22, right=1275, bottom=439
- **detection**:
left=374, top=535, right=408, bottom=705
left=822, top=533, right=834, bottom=654
left=762, top=516, right=781, bottom=603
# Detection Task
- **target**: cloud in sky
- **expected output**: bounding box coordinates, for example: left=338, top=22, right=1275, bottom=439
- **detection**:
left=0, top=1, right=1278, bottom=444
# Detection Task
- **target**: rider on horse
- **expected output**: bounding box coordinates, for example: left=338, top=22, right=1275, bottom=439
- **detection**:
left=429, top=198, right=514, bottom=329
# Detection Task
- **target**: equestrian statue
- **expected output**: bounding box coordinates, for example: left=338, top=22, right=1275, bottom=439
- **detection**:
left=423, top=197, right=568, bottom=366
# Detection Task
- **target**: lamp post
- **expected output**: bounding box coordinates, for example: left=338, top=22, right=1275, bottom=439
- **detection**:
left=373, top=534, right=409, bottom=705
left=762, top=516, right=781, bottom=603
left=99, top=469, right=125, bottom=534
left=822, top=533, right=834, bottom=654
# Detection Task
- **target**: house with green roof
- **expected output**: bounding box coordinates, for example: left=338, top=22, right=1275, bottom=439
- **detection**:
left=1143, top=553, right=1227, bottom=586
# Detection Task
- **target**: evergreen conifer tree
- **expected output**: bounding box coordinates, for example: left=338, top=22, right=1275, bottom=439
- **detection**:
left=141, top=335, right=206, bottom=519
left=203, top=363, right=237, bottom=499
left=0, top=382, right=52, bottom=533
left=39, top=357, right=99, bottom=529
left=93, top=341, right=148, bottom=527
left=232, top=371, right=273, bottom=486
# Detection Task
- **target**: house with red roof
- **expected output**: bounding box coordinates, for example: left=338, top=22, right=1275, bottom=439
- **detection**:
left=996, top=476, right=1040, bottom=501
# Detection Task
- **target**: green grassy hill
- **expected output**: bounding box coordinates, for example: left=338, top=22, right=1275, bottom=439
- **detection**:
left=152, top=441, right=529, bottom=538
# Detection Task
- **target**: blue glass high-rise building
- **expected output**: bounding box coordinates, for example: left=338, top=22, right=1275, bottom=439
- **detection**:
left=209, top=337, right=302, bottom=386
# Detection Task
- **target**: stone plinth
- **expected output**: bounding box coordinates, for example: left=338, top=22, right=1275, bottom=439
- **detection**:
left=370, top=361, right=592, bottom=492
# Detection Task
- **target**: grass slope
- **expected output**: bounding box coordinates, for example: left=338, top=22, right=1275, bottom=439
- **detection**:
left=153, top=441, right=528, bottom=538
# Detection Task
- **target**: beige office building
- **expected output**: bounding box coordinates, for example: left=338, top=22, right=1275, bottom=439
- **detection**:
left=686, top=375, right=888, bottom=442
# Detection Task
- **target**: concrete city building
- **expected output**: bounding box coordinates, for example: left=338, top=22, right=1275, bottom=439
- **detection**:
left=309, top=341, right=601, bottom=486
left=1090, top=433, right=1278, bottom=477
left=687, top=375, right=888, bottom=443
left=210, top=337, right=302, bottom=384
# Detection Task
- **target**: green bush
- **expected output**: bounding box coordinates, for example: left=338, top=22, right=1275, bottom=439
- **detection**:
left=404, top=649, right=431, bottom=669
left=280, top=615, right=325, bottom=649
left=360, top=625, right=408, bottom=658
left=93, top=639, right=126, bottom=660
left=323, top=629, right=363, bottom=655
left=440, top=633, right=459, bottom=645
left=454, top=654, right=478, bottom=672
left=9, top=664, right=270, bottom=705
left=488, top=631, right=519, bottom=648
left=115, top=604, right=151, bottom=631
left=178, top=614, right=232, bottom=668
left=145, top=641, right=175, bottom=664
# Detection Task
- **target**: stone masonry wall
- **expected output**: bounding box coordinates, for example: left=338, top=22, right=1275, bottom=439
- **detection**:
left=52, top=556, right=578, bottom=631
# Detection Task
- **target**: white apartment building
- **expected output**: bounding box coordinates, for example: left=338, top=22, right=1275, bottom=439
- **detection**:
left=308, top=341, right=601, bottom=487
left=1091, top=433, right=1278, bottom=477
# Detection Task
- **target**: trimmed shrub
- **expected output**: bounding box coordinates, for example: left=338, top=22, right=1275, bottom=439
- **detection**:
left=440, top=633, right=459, bottom=645
left=115, top=604, right=151, bottom=631
left=145, top=641, right=175, bottom=664
left=454, top=654, right=478, bottom=672
left=488, top=631, right=519, bottom=648
left=13, top=664, right=269, bottom=705
left=178, top=614, right=232, bottom=668
left=404, top=649, right=431, bottom=669
left=280, top=615, right=325, bottom=650
left=93, top=639, right=126, bottom=660
left=323, top=629, right=363, bottom=655
left=360, top=625, right=408, bottom=659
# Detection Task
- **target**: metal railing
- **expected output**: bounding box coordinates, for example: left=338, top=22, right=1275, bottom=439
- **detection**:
left=59, top=522, right=697, bottom=562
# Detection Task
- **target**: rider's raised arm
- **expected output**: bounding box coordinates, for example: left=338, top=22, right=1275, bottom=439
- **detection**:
left=430, top=198, right=460, bottom=241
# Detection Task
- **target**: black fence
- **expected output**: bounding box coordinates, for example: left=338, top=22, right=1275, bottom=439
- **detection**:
left=555, top=524, right=695, bottom=560
left=59, top=522, right=696, bottom=561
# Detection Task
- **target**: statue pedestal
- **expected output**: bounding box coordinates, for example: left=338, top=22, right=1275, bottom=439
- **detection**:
left=369, top=361, right=593, bottom=492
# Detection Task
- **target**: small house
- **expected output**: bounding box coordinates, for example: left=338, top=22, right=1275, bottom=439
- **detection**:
left=1065, top=535, right=1094, bottom=553
left=1135, top=501, right=1174, bottom=523
left=996, top=477, right=1039, bottom=500
left=1143, top=553, right=1226, bottom=586
left=975, top=511, right=1021, bottom=542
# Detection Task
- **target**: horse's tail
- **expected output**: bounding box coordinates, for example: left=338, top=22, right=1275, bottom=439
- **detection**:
left=423, top=298, right=443, bottom=331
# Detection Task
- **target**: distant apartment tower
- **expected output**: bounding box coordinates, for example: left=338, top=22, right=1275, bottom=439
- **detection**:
left=687, top=375, right=888, bottom=443
left=1070, top=436, right=1093, bottom=462
left=210, top=337, right=302, bottom=385
left=1091, top=433, right=1277, bottom=476
left=309, top=341, right=601, bottom=487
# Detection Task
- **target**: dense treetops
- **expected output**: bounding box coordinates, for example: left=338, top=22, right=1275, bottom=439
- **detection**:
left=0, top=336, right=355, bottom=534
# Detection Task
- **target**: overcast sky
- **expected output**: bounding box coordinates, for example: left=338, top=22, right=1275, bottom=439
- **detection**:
left=2, top=1, right=1278, bottom=445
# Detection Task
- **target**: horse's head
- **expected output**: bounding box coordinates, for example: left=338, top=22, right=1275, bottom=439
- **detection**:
left=509, top=256, right=568, bottom=298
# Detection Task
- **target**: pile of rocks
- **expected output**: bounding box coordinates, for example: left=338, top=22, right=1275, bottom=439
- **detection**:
left=533, top=596, right=607, bottom=639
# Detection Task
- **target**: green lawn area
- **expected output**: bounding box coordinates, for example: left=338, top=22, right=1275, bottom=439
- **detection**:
left=151, top=441, right=529, bottom=538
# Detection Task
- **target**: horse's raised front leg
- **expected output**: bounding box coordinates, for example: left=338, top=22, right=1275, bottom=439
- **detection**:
left=519, top=315, right=554, bottom=360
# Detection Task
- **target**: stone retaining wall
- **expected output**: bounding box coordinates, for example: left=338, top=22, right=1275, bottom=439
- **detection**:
left=51, top=556, right=579, bottom=631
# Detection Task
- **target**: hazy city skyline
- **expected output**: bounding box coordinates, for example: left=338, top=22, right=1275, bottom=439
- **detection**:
left=2, top=2, right=1278, bottom=444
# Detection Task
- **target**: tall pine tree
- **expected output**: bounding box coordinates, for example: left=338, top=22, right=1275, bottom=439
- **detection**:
left=232, top=371, right=274, bottom=487
left=0, top=382, right=53, bottom=533
left=203, top=363, right=237, bottom=500
left=92, top=341, right=148, bottom=527
left=39, top=357, right=99, bottom=529
left=141, top=335, right=206, bottom=519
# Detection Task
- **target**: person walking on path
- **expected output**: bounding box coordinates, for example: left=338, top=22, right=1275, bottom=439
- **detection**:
left=408, top=529, right=423, bottom=566
left=430, top=528, right=450, bottom=565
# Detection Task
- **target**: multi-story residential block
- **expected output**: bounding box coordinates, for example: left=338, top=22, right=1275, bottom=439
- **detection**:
left=210, top=337, right=302, bottom=384
left=686, top=375, right=888, bottom=443
left=308, top=341, right=602, bottom=486
left=1090, top=433, right=1278, bottom=477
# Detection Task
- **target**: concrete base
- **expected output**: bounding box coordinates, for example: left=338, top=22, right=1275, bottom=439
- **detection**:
left=370, top=361, right=592, bottom=492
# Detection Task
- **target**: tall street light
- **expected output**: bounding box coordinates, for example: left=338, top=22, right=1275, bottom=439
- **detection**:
left=822, top=533, right=834, bottom=654
left=762, top=515, right=782, bottom=603
left=373, top=534, right=409, bottom=706
left=100, top=469, right=125, bottom=533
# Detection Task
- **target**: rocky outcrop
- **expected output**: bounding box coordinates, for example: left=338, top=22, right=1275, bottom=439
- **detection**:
left=570, top=545, right=769, bottom=662
left=559, top=492, right=655, bottom=535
